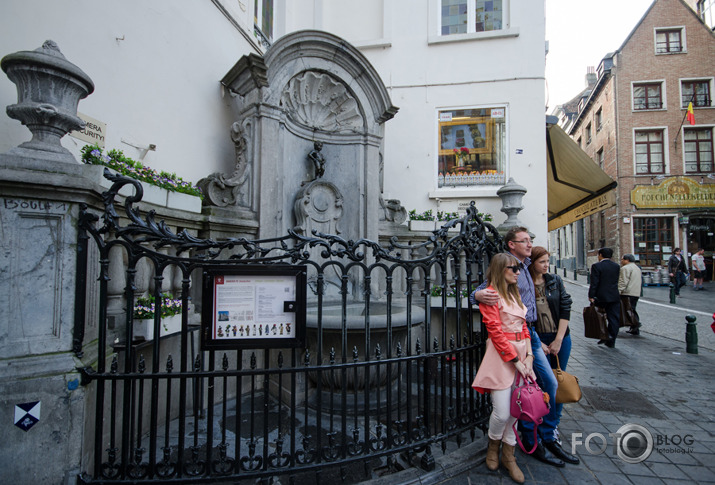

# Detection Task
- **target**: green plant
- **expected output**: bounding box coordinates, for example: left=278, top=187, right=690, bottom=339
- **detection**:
left=430, top=285, right=442, bottom=297
left=133, top=293, right=183, bottom=321
left=81, top=144, right=203, bottom=199
left=408, top=209, right=434, bottom=221
left=437, top=211, right=460, bottom=221
left=478, top=212, right=493, bottom=222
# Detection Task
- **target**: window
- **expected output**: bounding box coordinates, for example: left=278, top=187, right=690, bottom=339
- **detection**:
left=595, top=108, right=602, bottom=132
left=655, top=28, right=683, bottom=54
left=254, top=0, right=274, bottom=46
left=633, top=217, right=674, bottom=267
left=437, top=106, right=506, bottom=187
left=681, top=79, right=712, bottom=108
left=596, top=148, right=604, bottom=168
left=684, top=128, right=714, bottom=173
left=698, top=0, right=714, bottom=30
left=586, top=123, right=592, bottom=145
left=635, top=130, right=665, bottom=174
left=441, top=0, right=504, bottom=35
left=633, top=82, right=663, bottom=110
left=577, top=137, right=582, bottom=148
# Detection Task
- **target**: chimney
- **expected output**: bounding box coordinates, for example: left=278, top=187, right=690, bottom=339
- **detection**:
left=585, top=66, right=597, bottom=88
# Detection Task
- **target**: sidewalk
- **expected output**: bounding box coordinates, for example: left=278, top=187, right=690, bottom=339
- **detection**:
left=365, top=278, right=715, bottom=485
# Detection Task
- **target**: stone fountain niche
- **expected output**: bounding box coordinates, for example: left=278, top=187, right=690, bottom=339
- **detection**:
left=216, top=30, right=399, bottom=297
left=213, top=31, right=416, bottom=411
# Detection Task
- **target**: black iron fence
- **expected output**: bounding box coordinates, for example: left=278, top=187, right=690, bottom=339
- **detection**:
left=76, top=170, right=504, bottom=484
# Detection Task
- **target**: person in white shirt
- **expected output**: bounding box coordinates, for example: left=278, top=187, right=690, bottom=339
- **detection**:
left=691, top=248, right=706, bottom=291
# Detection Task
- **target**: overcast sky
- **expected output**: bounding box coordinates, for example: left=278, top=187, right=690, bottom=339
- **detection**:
left=545, top=0, right=655, bottom=111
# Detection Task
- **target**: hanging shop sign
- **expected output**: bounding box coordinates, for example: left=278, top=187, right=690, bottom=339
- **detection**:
left=201, top=265, right=306, bottom=350
left=631, top=177, right=715, bottom=209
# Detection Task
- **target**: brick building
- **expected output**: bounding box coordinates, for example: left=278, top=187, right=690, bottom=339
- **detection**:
left=555, top=0, right=715, bottom=277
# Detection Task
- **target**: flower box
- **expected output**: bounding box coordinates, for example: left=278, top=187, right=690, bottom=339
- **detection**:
left=134, top=313, right=182, bottom=341
left=167, top=190, right=202, bottom=213
left=409, top=220, right=436, bottom=232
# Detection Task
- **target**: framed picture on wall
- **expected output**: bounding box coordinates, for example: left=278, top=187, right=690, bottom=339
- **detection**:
left=439, top=118, right=493, bottom=155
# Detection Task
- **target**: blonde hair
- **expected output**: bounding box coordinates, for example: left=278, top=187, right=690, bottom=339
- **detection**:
left=485, top=253, right=524, bottom=308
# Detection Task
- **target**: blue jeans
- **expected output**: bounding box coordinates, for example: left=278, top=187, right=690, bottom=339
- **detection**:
left=520, top=327, right=559, bottom=445
left=536, top=332, right=573, bottom=444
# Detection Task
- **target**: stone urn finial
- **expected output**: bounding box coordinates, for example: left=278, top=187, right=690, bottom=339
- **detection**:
left=1, top=40, right=94, bottom=162
left=496, top=177, right=528, bottom=234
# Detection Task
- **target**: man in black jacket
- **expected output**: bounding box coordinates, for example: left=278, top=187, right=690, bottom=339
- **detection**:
left=667, top=248, right=689, bottom=296
left=588, top=248, right=621, bottom=348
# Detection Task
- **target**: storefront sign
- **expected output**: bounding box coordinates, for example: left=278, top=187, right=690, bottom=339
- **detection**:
left=631, top=177, right=715, bottom=209
left=548, top=191, right=616, bottom=232
left=201, top=266, right=306, bottom=350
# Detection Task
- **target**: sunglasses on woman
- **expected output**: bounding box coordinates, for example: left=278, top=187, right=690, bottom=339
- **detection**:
left=506, top=265, right=521, bottom=273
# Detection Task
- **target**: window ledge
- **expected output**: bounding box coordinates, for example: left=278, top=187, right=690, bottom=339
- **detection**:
left=632, top=108, right=667, bottom=113
left=655, top=51, right=686, bottom=56
left=429, top=187, right=501, bottom=199
left=428, top=27, right=519, bottom=45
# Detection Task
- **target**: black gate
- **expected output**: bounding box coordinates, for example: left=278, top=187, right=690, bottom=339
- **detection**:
left=76, top=170, right=504, bottom=484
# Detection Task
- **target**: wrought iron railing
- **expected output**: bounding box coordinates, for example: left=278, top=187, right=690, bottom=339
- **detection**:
left=76, top=169, right=504, bottom=484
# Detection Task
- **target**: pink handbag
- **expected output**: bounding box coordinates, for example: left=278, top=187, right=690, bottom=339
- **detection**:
left=510, top=374, right=550, bottom=454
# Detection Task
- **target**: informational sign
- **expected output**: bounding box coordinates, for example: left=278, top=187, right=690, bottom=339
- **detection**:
left=69, top=112, right=106, bottom=147
left=201, top=266, right=306, bottom=350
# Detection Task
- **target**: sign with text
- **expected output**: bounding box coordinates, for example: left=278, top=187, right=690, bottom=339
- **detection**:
left=548, top=190, right=616, bottom=232
left=69, top=112, right=106, bottom=147
left=631, top=177, right=715, bottom=209
left=201, top=266, right=306, bottom=350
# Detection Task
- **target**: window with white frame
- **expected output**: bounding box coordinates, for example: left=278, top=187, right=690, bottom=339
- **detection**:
left=684, top=128, right=714, bottom=173
left=254, top=0, right=274, bottom=46
left=635, top=129, right=665, bottom=174
left=633, top=82, right=664, bottom=110
left=681, top=79, right=713, bottom=108
left=586, top=123, right=592, bottom=145
left=698, top=0, right=714, bottom=30
left=595, top=108, right=603, bottom=132
left=655, top=28, right=684, bottom=54
left=440, top=0, right=505, bottom=35
left=437, top=107, right=506, bottom=187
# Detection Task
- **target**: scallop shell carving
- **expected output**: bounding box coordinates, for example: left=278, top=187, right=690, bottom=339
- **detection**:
left=281, top=71, right=363, bottom=132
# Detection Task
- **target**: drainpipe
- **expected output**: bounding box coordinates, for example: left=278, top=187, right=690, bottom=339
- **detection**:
left=613, top=58, right=622, bottom=258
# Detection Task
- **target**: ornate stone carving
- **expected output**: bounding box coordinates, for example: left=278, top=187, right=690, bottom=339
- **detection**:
left=1, top=40, right=94, bottom=162
left=197, top=121, right=252, bottom=207
left=293, top=180, right=344, bottom=237
left=281, top=71, right=362, bottom=132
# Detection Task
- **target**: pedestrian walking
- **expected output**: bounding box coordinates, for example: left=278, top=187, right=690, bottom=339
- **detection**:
left=619, top=254, right=642, bottom=335
left=668, top=248, right=689, bottom=296
left=471, top=227, right=563, bottom=467
left=527, top=246, right=579, bottom=465
left=588, top=248, right=621, bottom=348
left=471, top=252, right=535, bottom=484
left=692, top=248, right=706, bottom=291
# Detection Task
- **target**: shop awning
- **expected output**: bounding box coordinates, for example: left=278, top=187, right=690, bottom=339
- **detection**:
left=546, top=121, right=618, bottom=232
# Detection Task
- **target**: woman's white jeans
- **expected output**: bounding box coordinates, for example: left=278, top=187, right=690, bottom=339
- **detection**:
left=487, top=385, right=517, bottom=445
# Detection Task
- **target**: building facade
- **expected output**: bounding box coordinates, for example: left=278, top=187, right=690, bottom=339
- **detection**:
left=553, top=0, right=715, bottom=277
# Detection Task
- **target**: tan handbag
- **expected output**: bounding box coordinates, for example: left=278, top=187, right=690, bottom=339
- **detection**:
left=552, top=354, right=582, bottom=404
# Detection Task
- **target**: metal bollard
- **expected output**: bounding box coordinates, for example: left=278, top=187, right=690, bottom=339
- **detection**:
left=563, top=267, right=567, bottom=278
left=669, top=283, right=676, bottom=304
left=574, top=271, right=577, bottom=282
left=685, top=315, right=698, bottom=354
left=586, top=271, right=590, bottom=285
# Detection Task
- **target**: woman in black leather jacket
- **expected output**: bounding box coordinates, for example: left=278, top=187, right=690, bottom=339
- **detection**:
left=527, top=246, right=578, bottom=465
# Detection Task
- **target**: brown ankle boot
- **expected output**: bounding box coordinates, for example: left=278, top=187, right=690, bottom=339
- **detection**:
left=486, top=438, right=501, bottom=471
left=501, top=443, right=525, bottom=483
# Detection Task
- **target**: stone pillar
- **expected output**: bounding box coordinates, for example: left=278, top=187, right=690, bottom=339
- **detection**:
left=496, top=177, right=528, bottom=235
left=0, top=41, right=95, bottom=485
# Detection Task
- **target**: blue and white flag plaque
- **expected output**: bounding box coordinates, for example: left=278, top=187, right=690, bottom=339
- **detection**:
left=14, top=401, right=41, bottom=431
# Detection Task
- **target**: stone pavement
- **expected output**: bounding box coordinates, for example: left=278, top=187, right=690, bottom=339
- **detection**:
left=363, top=278, right=715, bottom=485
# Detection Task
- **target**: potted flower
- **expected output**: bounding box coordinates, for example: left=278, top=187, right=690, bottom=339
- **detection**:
left=453, top=147, right=470, bottom=168
left=408, top=209, right=436, bottom=232
left=133, top=293, right=184, bottom=340
left=81, top=144, right=203, bottom=213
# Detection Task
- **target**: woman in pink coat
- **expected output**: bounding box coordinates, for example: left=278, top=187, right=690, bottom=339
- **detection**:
left=472, top=253, right=536, bottom=483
